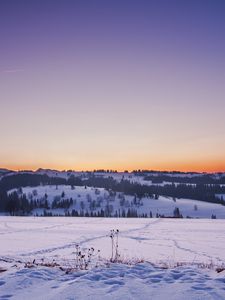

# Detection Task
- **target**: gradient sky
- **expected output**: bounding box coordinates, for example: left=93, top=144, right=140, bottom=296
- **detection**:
left=0, top=0, right=225, bottom=172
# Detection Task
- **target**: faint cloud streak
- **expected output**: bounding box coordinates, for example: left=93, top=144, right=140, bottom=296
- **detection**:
left=2, top=68, right=24, bottom=74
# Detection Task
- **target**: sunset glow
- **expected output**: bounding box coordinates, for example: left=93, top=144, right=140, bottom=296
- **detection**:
left=1, top=1, right=225, bottom=172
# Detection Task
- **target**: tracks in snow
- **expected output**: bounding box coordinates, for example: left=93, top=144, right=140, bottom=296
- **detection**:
left=16, top=219, right=162, bottom=257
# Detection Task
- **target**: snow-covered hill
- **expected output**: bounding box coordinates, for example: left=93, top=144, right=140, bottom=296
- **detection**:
left=1, top=167, right=225, bottom=184
left=9, top=185, right=225, bottom=219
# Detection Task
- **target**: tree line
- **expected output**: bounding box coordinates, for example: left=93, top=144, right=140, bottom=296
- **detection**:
left=0, top=173, right=225, bottom=214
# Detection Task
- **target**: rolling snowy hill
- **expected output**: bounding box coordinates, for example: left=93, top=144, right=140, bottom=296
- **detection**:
left=8, top=185, right=225, bottom=219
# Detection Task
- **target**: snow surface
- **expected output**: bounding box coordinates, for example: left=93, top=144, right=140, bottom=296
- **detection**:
left=10, top=185, right=225, bottom=218
left=1, top=168, right=225, bottom=184
left=0, top=217, right=225, bottom=299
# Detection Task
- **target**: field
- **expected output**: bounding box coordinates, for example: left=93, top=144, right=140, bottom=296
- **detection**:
left=0, top=217, right=225, bottom=299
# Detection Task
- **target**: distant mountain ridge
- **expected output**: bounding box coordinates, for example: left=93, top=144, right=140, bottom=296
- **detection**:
left=0, top=167, right=225, bottom=186
left=0, top=168, right=14, bottom=173
left=1, top=167, right=225, bottom=176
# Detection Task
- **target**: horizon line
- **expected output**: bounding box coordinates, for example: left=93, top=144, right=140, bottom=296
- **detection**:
left=1, top=166, right=225, bottom=174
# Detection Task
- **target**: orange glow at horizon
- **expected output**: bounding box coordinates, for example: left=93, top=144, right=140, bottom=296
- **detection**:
left=1, top=1, right=225, bottom=178
left=3, top=159, right=225, bottom=173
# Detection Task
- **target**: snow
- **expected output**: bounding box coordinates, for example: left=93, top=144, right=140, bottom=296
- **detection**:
left=1, top=168, right=225, bottom=184
left=9, top=185, right=225, bottom=218
left=1, top=263, right=225, bottom=300
left=0, top=217, right=225, bottom=299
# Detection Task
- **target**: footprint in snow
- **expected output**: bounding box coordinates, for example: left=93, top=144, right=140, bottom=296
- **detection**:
left=0, top=295, right=13, bottom=299
left=0, top=281, right=6, bottom=286
left=103, top=279, right=125, bottom=286
left=191, top=285, right=213, bottom=291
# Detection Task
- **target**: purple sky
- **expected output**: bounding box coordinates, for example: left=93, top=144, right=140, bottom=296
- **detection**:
left=0, top=0, right=225, bottom=171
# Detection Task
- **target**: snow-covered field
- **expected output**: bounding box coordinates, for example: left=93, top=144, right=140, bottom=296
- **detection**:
left=10, top=185, right=225, bottom=219
left=0, top=217, right=225, bottom=299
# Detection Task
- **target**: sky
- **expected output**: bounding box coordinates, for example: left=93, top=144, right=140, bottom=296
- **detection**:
left=0, top=0, right=225, bottom=172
